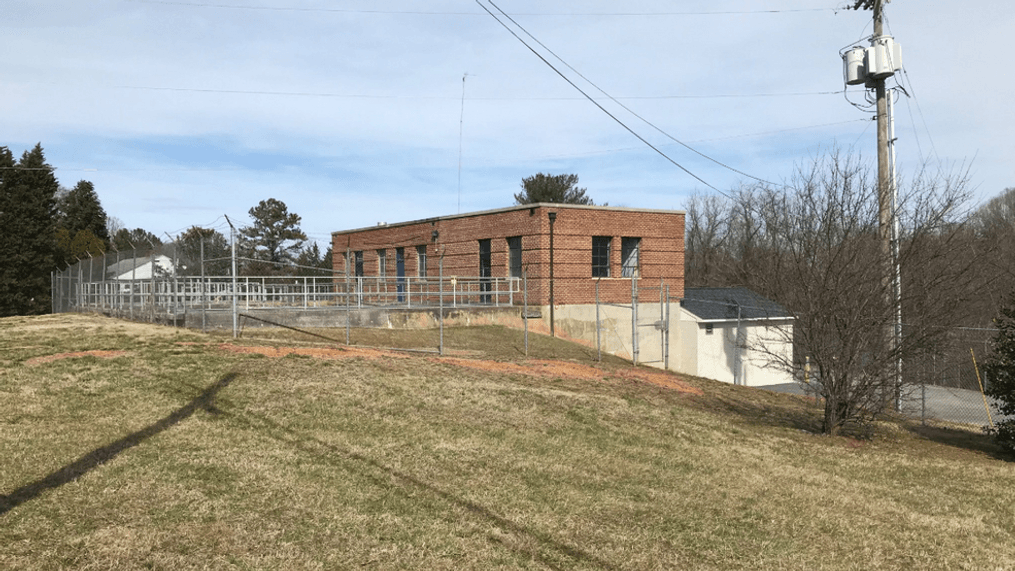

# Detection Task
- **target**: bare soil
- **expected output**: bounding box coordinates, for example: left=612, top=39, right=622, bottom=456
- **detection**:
left=213, top=342, right=703, bottom=396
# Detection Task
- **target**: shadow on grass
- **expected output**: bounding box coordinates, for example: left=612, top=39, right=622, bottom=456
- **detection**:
left=226, top=410, right=618, bottom=571
left=686, top=380, right=826, bottom=435
left=905, top=424, right=1013, bottom=461
left=0, top=372, right=238, bottom=516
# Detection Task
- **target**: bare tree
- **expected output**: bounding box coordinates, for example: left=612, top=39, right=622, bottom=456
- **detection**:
left=685, top=151, right=982, bottom=433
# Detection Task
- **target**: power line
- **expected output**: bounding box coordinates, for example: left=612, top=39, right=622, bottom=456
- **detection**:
left=498, top=119, right=870, bottom=163
left=475, top=0, right=720, bottom=193
left=898, top=68, right=940, bottom=165
left=13, top=79, right=843, bottom=101
left=130, top=0, right=837, bottom=17
left=481, top=0, right=784, bottom=190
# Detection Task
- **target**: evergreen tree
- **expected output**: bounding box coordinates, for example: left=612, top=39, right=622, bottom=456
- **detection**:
left=174, top=226, right=230, bottom=276
left=0, top=144, right=60, bottom=316
left=112, top=228, right=162, bottom=253
left=514, top=173, right=595, bottom=205
left=54, top=180, right=110, bottom=268
left=55, top=227, right=105, bottom=264
left=984, top=292, right=1015, bottom=453
left=58, top=180, right=109, bottom=244
left=295, top=242, right=334, bottom=275
left=240, top=198, right=307, bottom=273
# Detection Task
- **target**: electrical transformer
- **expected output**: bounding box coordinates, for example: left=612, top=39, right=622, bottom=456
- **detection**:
left=842, top=36, right=902, bottom=86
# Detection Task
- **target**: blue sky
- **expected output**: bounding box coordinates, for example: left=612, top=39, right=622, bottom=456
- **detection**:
left=4, top=0, right=1013, bottom=249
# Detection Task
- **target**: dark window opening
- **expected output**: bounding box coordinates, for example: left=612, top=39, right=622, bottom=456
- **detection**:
left=507, top=236, right=522, bottom=278
left=354, top=251, right=364, bottom=277
left=479, top=239, right=492, bottom=303
left=592, top=236, right=611, bottom=278
left=396, top=247, right=405, bottom=302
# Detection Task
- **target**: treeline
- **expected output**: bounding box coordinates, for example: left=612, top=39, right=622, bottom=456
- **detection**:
left=1, top=144, right=333, bottom=317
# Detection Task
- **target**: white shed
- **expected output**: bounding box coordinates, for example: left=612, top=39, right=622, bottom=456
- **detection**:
left=675, top=287, right=794, bottom=387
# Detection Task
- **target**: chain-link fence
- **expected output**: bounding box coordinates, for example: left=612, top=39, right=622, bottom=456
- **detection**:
left=899, top=328, right=1000, bottom=428
left=781, top=330, right=1001, bottom=430
left=51, top=250, right=1006, bottom=429
left=53, top=244, right=532, bottom=351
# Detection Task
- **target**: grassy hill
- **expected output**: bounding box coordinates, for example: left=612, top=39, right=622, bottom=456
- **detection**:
left=2, top=313, right=1013, bottom=570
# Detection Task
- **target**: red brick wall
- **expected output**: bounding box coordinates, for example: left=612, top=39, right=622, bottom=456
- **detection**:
left=332, top=204, right=684, bottom=305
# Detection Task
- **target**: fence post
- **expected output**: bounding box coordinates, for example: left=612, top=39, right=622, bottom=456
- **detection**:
left=523, top=271, right=529, bottom=357
left=200, top=235, right=207, bottom=332
left=631, top=273, right=639, bottom=366
left=734, top=302, right=742, bottom=385
left=664, top=284, right=670, bottom=371
left=596, top=278, right=601, bottom=362
left=439, top=257, right=444, bottom=356
left=922, top=381, right=927, bottom=426
left=130, top=248, right=137, bottom=320
left=102, top=251, right=109, bottom=311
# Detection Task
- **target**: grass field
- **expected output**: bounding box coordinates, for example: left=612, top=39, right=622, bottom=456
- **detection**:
left=2, top=313, right=1014, bottom=570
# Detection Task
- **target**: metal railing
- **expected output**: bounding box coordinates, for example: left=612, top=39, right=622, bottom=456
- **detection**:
left=53, top=270, right=524, bottom=317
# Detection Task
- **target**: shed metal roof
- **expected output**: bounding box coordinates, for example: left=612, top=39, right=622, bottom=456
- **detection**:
left=681, top=287, right=792, bottom=321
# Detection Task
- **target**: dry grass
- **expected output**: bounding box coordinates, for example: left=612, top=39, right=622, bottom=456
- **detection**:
left=2, top=313, right=1014, bottom=570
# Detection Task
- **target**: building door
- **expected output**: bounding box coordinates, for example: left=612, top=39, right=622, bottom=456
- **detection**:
left=478, top=239, right=492, bottom=304
left=396, top=247, right=405, bottom=303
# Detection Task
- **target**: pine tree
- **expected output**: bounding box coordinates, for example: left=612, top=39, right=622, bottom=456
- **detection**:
left=514, top=173, right=595, bottom=205
left=0, top=144, right=60, bottom=316
left=58, top=180, right=110, bottom=245
left=984, top=292, right=1015, bottom=453
left=240, top=198, right=307, bottom=273
left=174, top=226, right=230, bottom=276
left=112, top=228, right=162, bottom=253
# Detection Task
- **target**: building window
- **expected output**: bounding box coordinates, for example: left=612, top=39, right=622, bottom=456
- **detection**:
left=416, top=245, right=427, bottom=277
left=478, top=239, right=492, bottom=303
left=354, top=251, right=364, bottom=277
left=592, top=236, right=611, bottom=278
left=621, top=237, right=641, bottom=278
left=376, top=249, right=386, bottom=277
left=507, top=236, right=522, bottom=278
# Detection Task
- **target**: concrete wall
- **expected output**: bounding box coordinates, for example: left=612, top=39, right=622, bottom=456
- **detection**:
left=182, top=306, right=534, bottom=331
left=550, top=302, right=674, bottom=368
left=182, top=302, right=792, bottom=387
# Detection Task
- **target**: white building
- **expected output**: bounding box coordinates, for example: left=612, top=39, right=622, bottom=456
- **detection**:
left=674, top=287, right=795, bottom=387
left=106, top=254, right=176, bottom=281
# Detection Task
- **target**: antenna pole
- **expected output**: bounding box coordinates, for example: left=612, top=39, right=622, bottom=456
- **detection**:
left=457, top=73, right=469, bottom=214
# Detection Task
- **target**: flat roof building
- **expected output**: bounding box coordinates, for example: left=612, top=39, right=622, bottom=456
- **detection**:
left=331, top=203, right=685, bottom=306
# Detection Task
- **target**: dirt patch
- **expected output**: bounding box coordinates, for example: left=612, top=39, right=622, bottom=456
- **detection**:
left=26, top=350, right=129, bottom=365
left=216, top=343, right=409, bottom=360
left=210, top=343, right=701, bottom=396
left=611, top=368, right=705, bottom=396
left=432, top=357, right=703, bottom=396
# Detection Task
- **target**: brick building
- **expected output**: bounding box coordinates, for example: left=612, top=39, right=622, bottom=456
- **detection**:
left=331, top=203, right=685, bottom=305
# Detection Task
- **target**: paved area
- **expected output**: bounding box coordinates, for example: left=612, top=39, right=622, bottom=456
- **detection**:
left=762, top=382, right=1000, bottom=427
